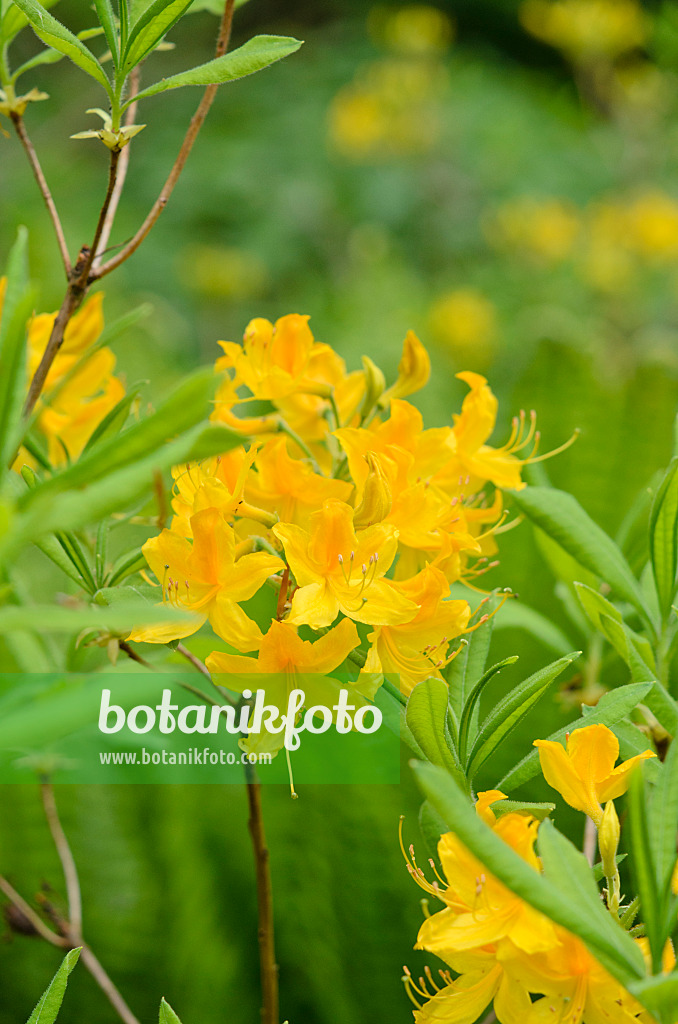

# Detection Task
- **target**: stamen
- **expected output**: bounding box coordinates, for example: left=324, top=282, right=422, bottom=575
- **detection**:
left=524, top=427, right=580, bottom=464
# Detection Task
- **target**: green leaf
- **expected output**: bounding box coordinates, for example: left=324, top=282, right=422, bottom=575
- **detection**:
left=82, top=387, right=142, bottom=452
left=122, top=0, right=195, bottom=74
left=126, top=34, right=303, bottom=106
left=497, top=682, right=653, bottom=793
left=650, top=731, right=678, bottom=902
left=628, top=767, right=663, bottom=972
left=0, top=600, right=198, bottom=636
left=644, top=681, right=678, bottom=735
left=26, top=948, right=81, bottom=1024
left=0, top=227, right=31, bottom=473
left=3, top=423, right=241, bottom=557
left=412, top=762, right=646, bottom=985
left=575, top=583, right=656, bottom=680
left=512, top=486, right=649, bottom=621
left=447, top=596, right=496, bottom=720
left=93, top=0, right=119, bottom=66
left=418, top=799, right=449, bottom=861
left=405, top=677, right=465, bottom=786
left=457, top=656, right=518, bottom=765
left=19, top=368, right=219, bottom=505
left=106, top=548, right=147, bottom=586
left=12, top=46, right=64, bottom=81
left=159, top=998, right=183, bottom=1024
left=491, top=799, right=555, bottom=820
left=9, top=0, right=111, bottom=92
left=650, top=458, right=678, bottom=622
left=628, top=974, right=678, bottom=1024
left=467, top=651, right=581, bottom=780
left=0, top=0, right=58, bottom=44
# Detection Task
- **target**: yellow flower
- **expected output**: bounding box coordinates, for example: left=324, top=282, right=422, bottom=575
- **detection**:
left=428, top=289, right=496, bottom=363
left=381, top=330, right=431, bottom=402
left=272, top=499, right=418, bottom=628
left=363, top=564, right=470, bottom=695
left=520, top=0, right=649, bottom=61
left=169, top=448, right=256, bottom=538
left=534, top=722, right=656, bottom=825
left=449, top=372, right=526, bottom=491
left=206, top=617, right=362, bottom=756
left=129, top=508, right=282, bottom=644
left=216, top=314, right=321, bottom=401
left=245, top=436, right=352, bottom=528
left=487, top=197, right=580, bottom=263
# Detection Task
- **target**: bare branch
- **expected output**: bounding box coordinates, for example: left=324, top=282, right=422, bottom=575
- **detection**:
left=40, top=781, right=83, bottom=941
left=245, top=766, right=279, bottom=1024
left=92, top=0, right=236, bottom=280
left=94, top=68, right=141, bottom=270
left=79, top=945, right=142, bottom=1024
left=10, top=112, right=71, bottom=276
left=0, top=875, right=68, bottom=947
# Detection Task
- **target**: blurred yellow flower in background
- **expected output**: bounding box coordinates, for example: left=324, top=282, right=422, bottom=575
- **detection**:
left=520, top=0, right=649, bottom=61
left=369, top=4, right=454, bottom=56
left=428, top=288, right=496, bottom=364
left=487, top=197, right=580, bottom=263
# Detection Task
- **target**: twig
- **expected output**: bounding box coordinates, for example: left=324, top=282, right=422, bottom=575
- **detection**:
left=119, top=639, right=153, bottom=669
left=40, top=781, right=83, bottom=941
left=9, top=112, right=71, bottom=276
left=79, top=945, right=142, bottom=1024
left=23, top=148, right=120, bottom=419
left=94, top=68, right=141, bottom=270
left=176, top=641, right=213, bottom=680
left=245, top=765, right=279, bottom=1024
left=92, top=0, right=236, bottom=280
left=0, top=874, right=68, bottom=947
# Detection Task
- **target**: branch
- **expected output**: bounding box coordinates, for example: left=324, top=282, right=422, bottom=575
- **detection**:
left=23, top=148, right=120, bottom=419
left=245, top=766, right=279, bottom=1024
left=94, top=67, right=141, bottom=270
left=176, top=641, right=213, bottom=680
left=79, top=945, right=142, bottom=1024
left=10, top=112, right=71, bottom=276
left=0, top=874, right=68, bottom=947
left=92, top=0, right=236, bottom=280
left=40, top=780, right=83, bottom=940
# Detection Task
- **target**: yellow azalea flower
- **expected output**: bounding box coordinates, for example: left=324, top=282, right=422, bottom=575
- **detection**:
left=534, top=723, right=656, bottom=826
left=169, top=449, right=256, bottom=537
left=244, top=436, right=352, bottom=528
left=406, top=953, right=532, bottom=1024
left=128, top=508, right=282, bottom=644
left=2, top=288, right=126, bottom=469
left=216, top=314, right=331, bottom=402
left=363, top=564, right=470, bottom=695
left=206, top=617, right=363, bottom=757
left=508, top=927, right=647, bottom=1024
left=520, top=0, right=649, bottom=61
left=272, top=499, right=418, bottom=629
left=448, top=372, right=526, bottom=491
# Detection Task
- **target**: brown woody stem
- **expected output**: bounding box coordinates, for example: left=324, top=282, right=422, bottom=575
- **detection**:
left=10, top=112, right=71, bottom=276
left=40, top=780, right=83, bottom=941
left=93, top=0, right=236, bottom=281
left=245, top=766, right=279, bottom=1024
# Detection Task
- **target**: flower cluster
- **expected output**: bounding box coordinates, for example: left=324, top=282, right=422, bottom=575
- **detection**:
left=131, top=314, right=538, bottom=749
left=404, top=725, right=659, bottom=1024
left=520, top=0, right=649, bottom=61
left=0, top=282, right=126, bottom=468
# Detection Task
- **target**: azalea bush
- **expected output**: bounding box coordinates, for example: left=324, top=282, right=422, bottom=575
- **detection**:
left=2, top=2, right=678, bottom=1024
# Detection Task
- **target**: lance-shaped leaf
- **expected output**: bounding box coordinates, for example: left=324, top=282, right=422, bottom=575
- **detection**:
left=447, top=595, right=497, bottom=721
left=511, top=486, right=649, bottom=622
left=629, top=973, right=678, bottom=1024
left=650, top=734, right=678, bottom=907
left=575, top=582, right=655, bottom=681
left=159, top=999, right=183, bottom=1024
left=122, top=0, right=195, bottom=74
left=467, top=651, right=581, bottom=780
left=0, top=227, right=32, bottom=472
left=497, top=681, right=653, bottom=793
left=628, top=767, right=663, bottom=973
left=413, top=762, right=646, bottom=987
left=25, top=947, right=81, bottom=1024
left=405, top=677, right=465, bottom=787
left=0, top=0, right=59, bottom=45
left=9, top=0, right=111, bottom=92
left=650, top=458, right=678, bottom=622
left=93, top=0, right=120, bottom=67
left=124, top=34, right=303, bottom=106
left=457, top=656, right=518, bottom=765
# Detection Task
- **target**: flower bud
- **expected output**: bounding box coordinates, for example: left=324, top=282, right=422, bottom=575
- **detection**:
left=353, top=452, right=392, bottom=528
left=382, top=330, right=431, bottom=402
left=598, top=800, right=620, bottom=880
left=360, top=355, right=386, bottom=418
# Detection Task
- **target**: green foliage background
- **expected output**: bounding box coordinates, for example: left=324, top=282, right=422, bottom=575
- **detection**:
left=1, top=0, right=678, bottom=1021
